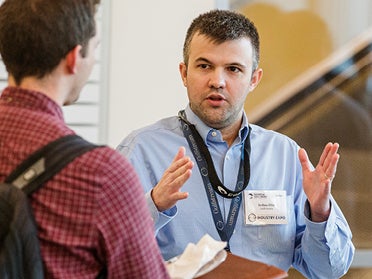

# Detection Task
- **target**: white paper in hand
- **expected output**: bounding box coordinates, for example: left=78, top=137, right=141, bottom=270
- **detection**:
left=166, top=234, right=227, bottom=279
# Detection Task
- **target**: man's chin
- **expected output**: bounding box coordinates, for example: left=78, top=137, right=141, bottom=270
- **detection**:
left=63, top=96, right=79, bottom=106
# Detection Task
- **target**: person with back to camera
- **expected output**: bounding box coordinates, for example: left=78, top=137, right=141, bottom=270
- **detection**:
left=117, top=9, right=355, bottom=278
left=0, top=0, right=170, bottom=278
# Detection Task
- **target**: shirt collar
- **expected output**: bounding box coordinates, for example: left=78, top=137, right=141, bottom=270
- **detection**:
left=184, top=105, right=249, bottom=145
left=0, top=86, right=64, bottom=121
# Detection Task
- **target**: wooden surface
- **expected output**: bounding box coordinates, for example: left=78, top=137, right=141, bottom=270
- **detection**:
left=198, top=253, right=288, bottom=279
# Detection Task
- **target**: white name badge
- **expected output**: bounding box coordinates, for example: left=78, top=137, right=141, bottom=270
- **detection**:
left=244, top=190, right=288, bottom=225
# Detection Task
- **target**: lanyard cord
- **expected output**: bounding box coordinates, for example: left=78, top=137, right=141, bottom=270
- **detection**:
left=178, top=110, right=251, bottom=198
left=178, top=110, right=252, bottom=250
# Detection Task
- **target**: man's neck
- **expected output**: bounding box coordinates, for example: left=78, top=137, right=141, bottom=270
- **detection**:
left=8, top=75, right=63, bottom=106
left=220, top=119, right=242, bottom=147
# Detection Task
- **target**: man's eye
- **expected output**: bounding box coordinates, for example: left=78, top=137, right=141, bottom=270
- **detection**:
left=229, top=66, right=241, bottom=73
left=199, top=64, right=210, bottom=69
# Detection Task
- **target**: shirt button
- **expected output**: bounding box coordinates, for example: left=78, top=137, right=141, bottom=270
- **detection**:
left=211, top=131, right=217, bottom=137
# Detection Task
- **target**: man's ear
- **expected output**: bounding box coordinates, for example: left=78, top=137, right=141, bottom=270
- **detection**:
left=65, top=45, right=82, bottom=74
left=179, top=62, right=187, bottom=87
left=249, top=68, right=263, bottom=92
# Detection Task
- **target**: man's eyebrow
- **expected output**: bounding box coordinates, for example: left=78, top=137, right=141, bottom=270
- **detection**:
left=194, top=57, right=212, bottom=64
left=228, top=62, right=247, bottom=69
left=194, top=57, right=247, bottom=69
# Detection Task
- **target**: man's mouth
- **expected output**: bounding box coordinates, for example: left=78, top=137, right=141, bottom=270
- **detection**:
left=206, top=94, right=226, bottom=106
left=208, top=95, right=224, bottom=101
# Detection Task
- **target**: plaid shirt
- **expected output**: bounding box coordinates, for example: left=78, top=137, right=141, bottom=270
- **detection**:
left=0, top=87, right=169, bottom=279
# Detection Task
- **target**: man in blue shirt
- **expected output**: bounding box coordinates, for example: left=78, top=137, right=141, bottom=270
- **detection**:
left=117, top=10, right=354, bottom=278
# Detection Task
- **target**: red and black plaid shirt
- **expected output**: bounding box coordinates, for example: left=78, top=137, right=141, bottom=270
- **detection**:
left=0, top=87, right=169, bottom=279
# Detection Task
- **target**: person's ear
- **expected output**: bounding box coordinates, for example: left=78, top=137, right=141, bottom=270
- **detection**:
left=179, top=62, right=188, bottom=87
left=249, top=68, right=263, bottom=91
left=65, top=45, right=82, bottom=74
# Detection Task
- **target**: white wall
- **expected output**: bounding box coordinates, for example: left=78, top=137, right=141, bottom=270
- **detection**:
left=312, top=0, right=372, bottom=48
left=107, top=0, right=219, bottom=147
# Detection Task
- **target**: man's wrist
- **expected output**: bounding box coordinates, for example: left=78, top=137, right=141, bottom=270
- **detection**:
left=308, top=200, right=331, bottom=222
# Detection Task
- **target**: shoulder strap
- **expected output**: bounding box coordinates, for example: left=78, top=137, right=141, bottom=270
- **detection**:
left=5, top=134, right=100, bottom=195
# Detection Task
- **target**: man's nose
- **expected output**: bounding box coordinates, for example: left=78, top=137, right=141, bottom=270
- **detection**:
left=208, top=69, right=226, bottom=89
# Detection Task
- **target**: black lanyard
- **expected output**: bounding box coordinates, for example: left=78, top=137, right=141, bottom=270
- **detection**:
left=178, top=110, right=251, bottom=250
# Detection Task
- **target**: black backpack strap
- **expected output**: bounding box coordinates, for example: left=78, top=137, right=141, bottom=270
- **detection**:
left=5, top=134, right=100, bottom=195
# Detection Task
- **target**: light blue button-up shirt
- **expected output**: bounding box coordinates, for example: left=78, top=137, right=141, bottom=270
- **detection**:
left=117, top=105, right=354, bottom=278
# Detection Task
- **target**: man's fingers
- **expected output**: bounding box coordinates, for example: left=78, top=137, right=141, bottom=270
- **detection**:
left=319, top=142, right=339, bottom=167
left=324, top=152, right=340, bottom=180
left=171, top=191, right=189, bottom=201
left=166, top=147, right=193, bottom=173
left=298, top=148, right=311, bottom=173
left=152, top=147, right=193, bottom=211
left=163, top=161, right=193, bottom=193
left=319, top=142, right=332, bottom=166
left=319, top=143, right=339, bottom=179
left=172, top=167, right=192, bottom=187
left=171, top=146, right=186, bottom=163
